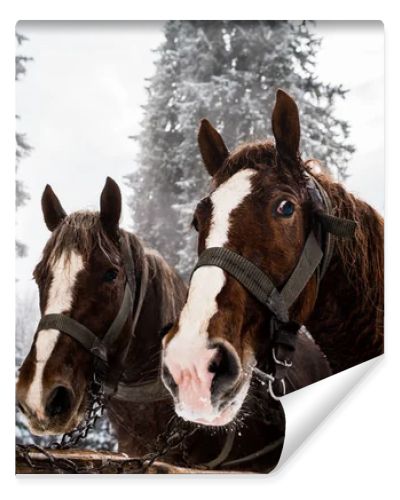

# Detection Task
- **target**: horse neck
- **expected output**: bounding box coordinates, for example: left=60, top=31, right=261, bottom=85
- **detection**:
left=306, top=180, right=384, bottom=373
left=121, top=245, right=187, bottom=383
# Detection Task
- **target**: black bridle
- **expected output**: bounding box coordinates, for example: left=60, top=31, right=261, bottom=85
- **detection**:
left=34, top=233, right=166, bottom=402
left=192, top=173, right=356, bottom=400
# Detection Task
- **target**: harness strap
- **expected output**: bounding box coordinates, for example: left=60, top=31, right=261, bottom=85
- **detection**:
left=119, top=232, right=137, bottom=296
left=192, top=246, right=287, bottom=321
left=102, top=285, right=133, bottom=349
left=307, top=174, right=356, bottom=282
left=221, top=437, right=284, bottom=469
left=203, top=429, right=236, bottom=469
left=271, top=319, right=298, bottom=383
left=37, top=314, right=108, bottom=364
left=317, top=212, right=357, bottom=239
left=272, top=322, right=298, bottom=349
left=36, top=283, right=133, bottom=370
left=107, top=377, right=169, bottom=403
left=34, top=233, right=158, bottom=402
left=193, top=231, right=323, bottom=323
left=104, top=246, right=151, bottom=398
left=280, top=231, right=323, bottom=310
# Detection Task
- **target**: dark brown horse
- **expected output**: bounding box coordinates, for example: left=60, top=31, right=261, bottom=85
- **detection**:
left=16, top=178, right=187, bottom=456
left=162, top=89, right=383, bottom=428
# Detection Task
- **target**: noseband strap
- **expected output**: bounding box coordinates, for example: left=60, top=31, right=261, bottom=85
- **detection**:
left=35, top=268, right=134, bottom=378
left=34, top=234, right=143, bottom=392
left=192, top=231, right=323, bottom=324
left=36, top=313, right=110, bottom=364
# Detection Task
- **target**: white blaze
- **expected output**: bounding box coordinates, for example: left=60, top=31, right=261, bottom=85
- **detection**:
left=165, top=169, right=255, bottom=369
left=25, top=250, right=84, bottom=416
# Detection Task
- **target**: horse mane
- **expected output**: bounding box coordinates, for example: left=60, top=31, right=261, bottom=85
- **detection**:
left=314, top=172, right=384, bottom=320
left=143, top=247, right=187, bottom=326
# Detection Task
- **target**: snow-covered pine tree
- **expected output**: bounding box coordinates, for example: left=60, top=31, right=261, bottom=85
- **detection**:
left=126, top=21, right=355, bottom=279
left=125, top=23, right=185, bottom=264
left=16, top=31, right=33, bottom=258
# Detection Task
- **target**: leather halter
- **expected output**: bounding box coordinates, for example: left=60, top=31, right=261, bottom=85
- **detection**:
left=35, top=233, right=167, bottom=403
left=192, top=173, right=356, bottom=400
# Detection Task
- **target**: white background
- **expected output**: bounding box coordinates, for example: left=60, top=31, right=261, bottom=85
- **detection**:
left=1, top=1, right=398, bottom=498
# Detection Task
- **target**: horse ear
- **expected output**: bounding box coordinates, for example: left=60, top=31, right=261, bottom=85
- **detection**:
left=41, top=185, right=67, bottom=231
left=100, top=177, right=121, bottom=239
left=272, top=89, right=301, bottom=164
left=198, top=119, right=229, bottom=176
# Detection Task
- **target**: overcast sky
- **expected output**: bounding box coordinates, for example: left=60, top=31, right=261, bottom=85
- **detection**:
left=15, top=21, right=384, bottom=295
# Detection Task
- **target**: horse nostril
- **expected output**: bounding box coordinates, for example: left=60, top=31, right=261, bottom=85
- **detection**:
left=209, top=342, right=240, bottom=397
left=45, top=386, right=73, bottom=418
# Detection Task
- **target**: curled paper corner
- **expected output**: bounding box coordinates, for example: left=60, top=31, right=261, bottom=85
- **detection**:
left=274, top=355, right=383, bottom=471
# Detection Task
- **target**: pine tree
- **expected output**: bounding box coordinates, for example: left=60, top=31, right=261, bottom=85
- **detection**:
left=16, top=32, right=33, bottom=258
left=126, top=21, right=355, bottom=279
left=15, top=33, right=35, bottom=444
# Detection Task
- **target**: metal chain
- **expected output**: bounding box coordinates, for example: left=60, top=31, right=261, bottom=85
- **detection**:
left=16, top=395, right=194, bottom=474
left=138, top=416, right=193, bottom=471
left=16, top=443, right=83, bottom=473
left=16, top=366, right=286, bottom=473
left=50, top=374, right=105, bottom=450
left=16, top=372, right=105, bottom=472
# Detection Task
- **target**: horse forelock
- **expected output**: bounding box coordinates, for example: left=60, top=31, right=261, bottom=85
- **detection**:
left=214, top=139, right=310, bottom=192
left=34, top=211, right=120, bottom=282
left=220, top=140, right=277, bottom=178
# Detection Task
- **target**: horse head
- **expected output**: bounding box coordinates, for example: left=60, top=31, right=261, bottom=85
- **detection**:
left=16, top=177, right=134, bottom=435
left=162, top=90, right=321, bottom=426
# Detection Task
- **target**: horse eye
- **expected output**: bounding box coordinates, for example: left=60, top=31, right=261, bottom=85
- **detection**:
left=103, top=269, right=118, bottom=282
left=276, top=200, right=295, bottom=217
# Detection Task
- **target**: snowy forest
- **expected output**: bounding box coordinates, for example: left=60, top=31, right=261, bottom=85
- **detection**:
left=16, top=20, right=372, bottom=450
left=126, top=21, right=354, bottom=279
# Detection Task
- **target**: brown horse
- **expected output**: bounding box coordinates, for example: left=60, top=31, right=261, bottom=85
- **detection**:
left=162, top=89, right=383, bottom=428
left=16, top=178, right=187, bottom=456
left=16, top=177, right=330, bottom=473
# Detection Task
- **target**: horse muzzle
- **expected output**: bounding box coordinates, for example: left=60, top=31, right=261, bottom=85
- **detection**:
left=162, top=339, right=251, bottom=426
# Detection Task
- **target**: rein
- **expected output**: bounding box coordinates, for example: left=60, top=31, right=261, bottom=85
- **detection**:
left=192, top=174, right=356, bottom=400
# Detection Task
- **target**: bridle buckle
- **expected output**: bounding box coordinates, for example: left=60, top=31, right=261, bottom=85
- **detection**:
left=268, top=376, right=286, bottom=401
left=272, top=347, right=293, bottom=368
